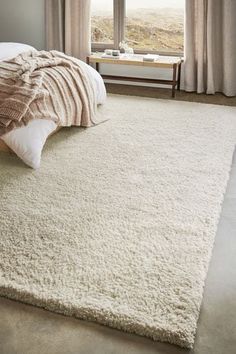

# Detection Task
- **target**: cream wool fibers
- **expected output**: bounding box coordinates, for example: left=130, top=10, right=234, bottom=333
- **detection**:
left=0, top=95, right=236, bottom=348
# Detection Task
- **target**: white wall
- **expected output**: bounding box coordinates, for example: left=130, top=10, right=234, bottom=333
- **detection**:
left=0, top=0, right=45, bottom=50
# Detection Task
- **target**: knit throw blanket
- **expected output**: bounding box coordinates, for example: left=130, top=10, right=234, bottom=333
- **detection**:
left=0, top=50, right=97, bottom=137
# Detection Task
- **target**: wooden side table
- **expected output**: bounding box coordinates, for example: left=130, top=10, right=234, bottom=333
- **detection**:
left=87, top=53, right=182, bottom=98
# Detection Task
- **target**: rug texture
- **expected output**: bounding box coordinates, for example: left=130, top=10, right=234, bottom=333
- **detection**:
left=0, top=95, right=236, bottom=348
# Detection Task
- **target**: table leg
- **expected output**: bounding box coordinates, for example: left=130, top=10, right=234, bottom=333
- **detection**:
left=96, top=62, right=100, bottom=72
left=172, top=64, right=177, bottom=98
left=177, top=62, right=182, bottom=91
left=86, top=57, right=90, bottom=65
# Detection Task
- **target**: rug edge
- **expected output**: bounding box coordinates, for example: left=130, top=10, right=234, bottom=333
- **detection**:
left=0, top=285, right=194, bottom=349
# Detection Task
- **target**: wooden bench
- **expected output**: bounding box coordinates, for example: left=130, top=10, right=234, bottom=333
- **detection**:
left=87, top=53, right=182, bottom=98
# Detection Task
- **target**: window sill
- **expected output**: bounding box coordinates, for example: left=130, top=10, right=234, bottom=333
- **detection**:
left=91, top=47, right=183, bottom=58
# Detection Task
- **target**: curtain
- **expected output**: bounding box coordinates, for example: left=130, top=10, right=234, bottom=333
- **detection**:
left=184, top=0, right=236, bottom=96
left=45, top=0, right=91, bottom=62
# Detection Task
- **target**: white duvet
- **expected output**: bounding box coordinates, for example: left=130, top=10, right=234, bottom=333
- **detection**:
left=0, top=43, right=106, bottom=168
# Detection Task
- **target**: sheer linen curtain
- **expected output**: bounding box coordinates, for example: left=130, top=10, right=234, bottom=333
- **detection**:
left=45, top=0, right=91, bottom=62
left=185, top=0, right=236, bottom=96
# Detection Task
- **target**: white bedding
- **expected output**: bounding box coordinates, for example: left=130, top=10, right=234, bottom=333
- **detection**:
left=0, top=43, right=106, bottom=168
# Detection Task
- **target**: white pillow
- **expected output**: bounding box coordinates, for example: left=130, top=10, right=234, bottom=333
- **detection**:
left=2, top=119, right=57, bottom=169
left=0, top=42, right=36, bottom=62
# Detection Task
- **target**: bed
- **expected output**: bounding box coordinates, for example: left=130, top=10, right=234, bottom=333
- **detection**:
left=0, top=42, right=106, bottom=168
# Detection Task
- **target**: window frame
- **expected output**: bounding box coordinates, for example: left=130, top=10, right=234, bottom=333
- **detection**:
left=91, top=0, right=124, bottom=51
left=91, top=0, right=184, bottom=57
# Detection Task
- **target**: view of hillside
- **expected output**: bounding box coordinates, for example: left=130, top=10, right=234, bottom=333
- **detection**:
left=91, top=8, right=184, bottom=53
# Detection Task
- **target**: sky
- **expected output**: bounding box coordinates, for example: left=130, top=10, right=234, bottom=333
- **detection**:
left=92, top=0, right=185, bottom=12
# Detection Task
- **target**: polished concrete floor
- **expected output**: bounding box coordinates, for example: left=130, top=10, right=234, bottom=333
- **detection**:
left=0, top=89, right=236, bottom=354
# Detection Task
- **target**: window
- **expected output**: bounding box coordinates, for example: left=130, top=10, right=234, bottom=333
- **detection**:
left=91, top=0, right=184, bottom=55
left=91, top=0, right=114, bottom=45
left=125, top=0, right=184, bottom=53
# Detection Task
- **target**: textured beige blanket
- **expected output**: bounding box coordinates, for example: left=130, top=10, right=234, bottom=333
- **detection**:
left=0, top=50, right=96, bottom=137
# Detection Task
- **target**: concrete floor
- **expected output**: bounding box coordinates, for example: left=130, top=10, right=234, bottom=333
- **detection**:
left=0, top=89, right=236, bottom=354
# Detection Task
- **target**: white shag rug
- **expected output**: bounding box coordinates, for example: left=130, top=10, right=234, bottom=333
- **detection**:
left=0, top=95, right=236, bottom=348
